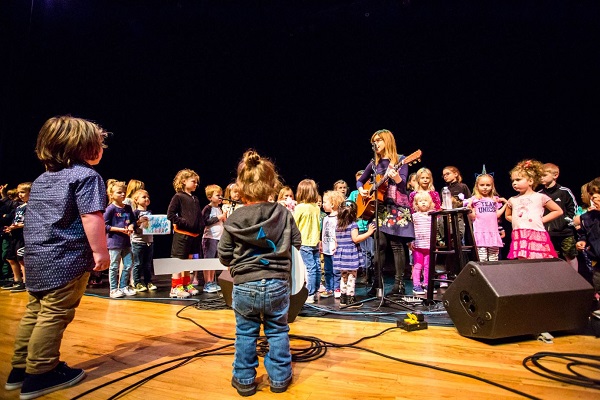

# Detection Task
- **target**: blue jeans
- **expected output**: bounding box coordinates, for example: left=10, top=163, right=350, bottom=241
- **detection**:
left=300, top=245, right=320, bottom=296
left=323, top=254, right=340, bottom=291
left=232, top=279, right=292, bottom=389
left=132, top=242, right=154, bottom=285
left=109, top=248, right=133, bottom=290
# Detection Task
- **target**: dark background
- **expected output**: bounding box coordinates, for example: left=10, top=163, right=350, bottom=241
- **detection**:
left=2, top=1, right=599, bottom=257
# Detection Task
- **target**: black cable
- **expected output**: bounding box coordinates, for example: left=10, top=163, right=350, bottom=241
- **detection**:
left=72, top=301, right=539, bottom=399
left=523, top=352, right=600, bottom=389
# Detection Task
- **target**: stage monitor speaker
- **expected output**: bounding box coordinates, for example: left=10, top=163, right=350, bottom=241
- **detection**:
left=218, top=269, right=308, bottom=323
left=442, top=258, right=594, bottom=340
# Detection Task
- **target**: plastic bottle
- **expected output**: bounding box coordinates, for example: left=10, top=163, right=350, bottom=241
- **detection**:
left=442, top=186, right=452, bottom=209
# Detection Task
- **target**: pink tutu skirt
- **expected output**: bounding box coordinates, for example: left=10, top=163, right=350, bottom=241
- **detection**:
left=507, top=229, right=558, bottom=259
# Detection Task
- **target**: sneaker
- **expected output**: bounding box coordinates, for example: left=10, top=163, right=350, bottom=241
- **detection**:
left=320, top=290, right=333, bottom=298
left=339, top=293, right=348, bottom=306
left=334, top=289, right=341, bottom=298
left=203, top=282, right=218, bottom=293
left=305, top=295, right=315, bottom=304
left=170, top=285, right=190, bottom=298
left=147, top=282, right=158, bottom=291
left=10, top=282, right=26, bottom=293
left=412, top=285, right=426, bottom=295
left=231, top=377, right=257, bottom=397
left=134, top=283, right=147, bottom=292
left=592, top=309, right=600, bottom=320
left=5, top=367, right=25, bottom=390
left=215, top=283, right=222, bottom=291
left=318, top=284, right=326, bottom=293
left=347, top=296, right=363, bottom=308
left=186, top=284, right=199, bottom=296
left=191, top=279, right=199, bottom=286
left=122, top=286, right=137, bottom=296
left=109, top=289, right=124, bottom=298
left=423, top=285, right=437, bottom=294
left=2, top=282, right=18, bottom=290
left=20, top=361, right=85, bottom=400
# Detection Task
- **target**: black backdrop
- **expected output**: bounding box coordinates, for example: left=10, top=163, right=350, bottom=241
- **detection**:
left=2, top=1, right=599, bottom=258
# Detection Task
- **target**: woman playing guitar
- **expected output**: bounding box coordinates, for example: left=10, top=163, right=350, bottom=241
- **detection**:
left=357, top=129, right=416, bottom=297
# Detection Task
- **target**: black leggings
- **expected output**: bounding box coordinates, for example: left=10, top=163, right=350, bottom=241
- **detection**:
left=372, top=232, right=410, bottom=288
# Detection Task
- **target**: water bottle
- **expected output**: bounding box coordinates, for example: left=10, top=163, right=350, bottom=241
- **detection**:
left=442, top=186, right=452, bottom=209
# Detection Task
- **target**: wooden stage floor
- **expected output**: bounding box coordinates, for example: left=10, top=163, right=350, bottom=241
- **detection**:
left=1, top=285, right=599, bottom=400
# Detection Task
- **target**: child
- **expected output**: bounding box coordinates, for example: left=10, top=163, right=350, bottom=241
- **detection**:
left=167, top=169, right=205, bottom=298
left=441, top=165, right=472, bottom=201
left=124, top=179, right=145, bottom=207
left=334, top=200, right=375, bottom=307
left=410, top=192, right=436, bottom=295
left=333, top=179, right=348, bottom=198
left=222, top=182, right=243, bottom=217
left=439, top=166, right=470, bottom=287
left=5, top=115, right=110, bottom=398
left=293, top=179, right=322, bottom=304
left=277, top=185, right=296, bottom=212
left=202, top=184, right=227, bottom=293
left=505, top=159, right=563, bottom=259
left=131, top=189, right=156, bottom=292
left=464, top=173, right=507, bottom=262
left=406, top=172, right=418, bottom=195
left=347, top=169, right=374, bottom=286
left=2, top=182, right=31, bottom=293
left=218, top=149, right=301, bottom=396
left=539, top=163, right=579, bottom=270
left=576, top=187, right=600, bottom=315
left=320, top=190, right=345, bottom=298
left=104, top=181, right=139, bottom=298
left=409, top=167, right=442, bottom=213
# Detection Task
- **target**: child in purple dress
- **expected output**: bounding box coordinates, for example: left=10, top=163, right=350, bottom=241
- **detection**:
left=334, top=201, right=375, bottom=307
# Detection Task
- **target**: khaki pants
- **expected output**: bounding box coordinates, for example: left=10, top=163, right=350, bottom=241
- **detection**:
left=12, top=272, right=90, bottom=374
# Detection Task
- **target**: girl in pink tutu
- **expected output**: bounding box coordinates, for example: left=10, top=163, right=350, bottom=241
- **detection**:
left=505, top=159, right=563, bottom=259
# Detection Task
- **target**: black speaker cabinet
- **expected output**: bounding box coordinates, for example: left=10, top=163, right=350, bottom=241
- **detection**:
left=442, top=258, right=594, bottom=340
left=218, top=269, right=308, bottom=323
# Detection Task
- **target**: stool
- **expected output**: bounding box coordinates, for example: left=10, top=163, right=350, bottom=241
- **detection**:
left=425, top=208, right=478, bottom=301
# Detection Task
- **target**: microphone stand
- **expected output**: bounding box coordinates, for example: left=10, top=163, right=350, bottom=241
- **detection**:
left=341, top=144, right=414, bottom=312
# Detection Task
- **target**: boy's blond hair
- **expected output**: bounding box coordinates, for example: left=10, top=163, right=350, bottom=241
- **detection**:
left=36, top=115, right=108, bottom=172
left=323, top=190, right=345, bottom=209
left=132, top=189, right=149, bottom=206
left=205, top=184, right=222, bottom=200
left=173, top=169, right=199, bottom=193
left=17, top=182, right=32, bottom=193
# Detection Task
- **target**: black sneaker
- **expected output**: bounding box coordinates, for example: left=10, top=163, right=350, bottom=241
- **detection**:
left=347, top=296, right=363, bottom=309
left=2, top=282, right=19, bottom=290
left=4, top=367, right=25, bottom=390
left=10, top=282, right=26, bottom=293
left=231, top=377, right=257, bottom=397
left=20, top=361, right=85, bottom=400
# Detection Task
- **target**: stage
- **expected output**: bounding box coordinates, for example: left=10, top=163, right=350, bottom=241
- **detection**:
left=1, top=276, right=599, bottom=399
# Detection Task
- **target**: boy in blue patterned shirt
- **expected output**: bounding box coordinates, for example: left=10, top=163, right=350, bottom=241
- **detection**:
left=4, top=116, right=110, bottom=399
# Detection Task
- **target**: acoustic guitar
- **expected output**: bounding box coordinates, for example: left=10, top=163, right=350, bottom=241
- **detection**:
left=355, top=149, right=422, bottom=219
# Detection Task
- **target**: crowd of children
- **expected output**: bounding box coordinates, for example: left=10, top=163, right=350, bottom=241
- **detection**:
left=2, top=117, right=600, bottom=397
